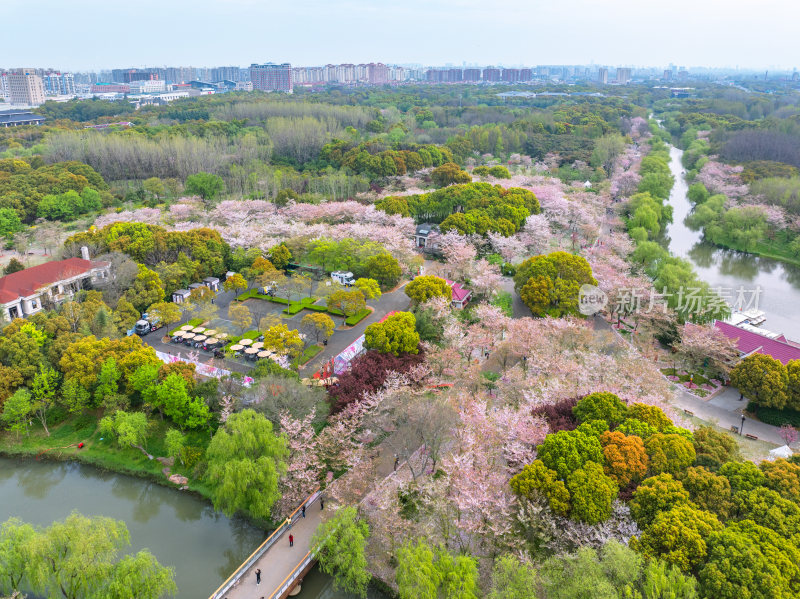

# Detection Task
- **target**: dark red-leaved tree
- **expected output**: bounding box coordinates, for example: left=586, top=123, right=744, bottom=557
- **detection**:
left=533, top=397, right=580, bottom=433
left=328, top=348, right=425, bottom=413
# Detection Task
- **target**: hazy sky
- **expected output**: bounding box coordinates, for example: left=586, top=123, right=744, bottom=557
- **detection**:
left=3, top=0, right=798, bottom=71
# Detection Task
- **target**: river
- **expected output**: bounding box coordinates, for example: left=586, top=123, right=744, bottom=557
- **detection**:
left=0, top=456, right=370, bottom=599
left=664, top=145, right=800, bottom=340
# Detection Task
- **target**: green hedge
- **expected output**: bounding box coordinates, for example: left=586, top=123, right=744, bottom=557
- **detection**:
left=749, top=403, right=800, bottom=428
left=304, top=304, right=328, bottom=312
left=346, top=309, right=371, bottom=326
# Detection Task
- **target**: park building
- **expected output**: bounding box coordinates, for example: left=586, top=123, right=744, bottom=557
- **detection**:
left=0, top=257, right=111, bottom=321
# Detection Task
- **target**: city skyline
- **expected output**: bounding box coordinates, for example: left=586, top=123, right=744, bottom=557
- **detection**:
left=3, top=0, right=799, bottom=71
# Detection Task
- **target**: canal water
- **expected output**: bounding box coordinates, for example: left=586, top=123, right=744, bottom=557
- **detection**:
left=0, top=456, right=372, bottom=599
left=664, top=145, right=800, bottom=340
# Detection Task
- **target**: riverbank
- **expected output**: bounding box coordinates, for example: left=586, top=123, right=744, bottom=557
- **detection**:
left=696, top=232, right=800, bottom=269
left=0, top=413, right=275, bottom=531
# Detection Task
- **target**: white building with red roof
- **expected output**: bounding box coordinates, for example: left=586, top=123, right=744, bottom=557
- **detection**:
left=0, top=257, right=110, bottom=320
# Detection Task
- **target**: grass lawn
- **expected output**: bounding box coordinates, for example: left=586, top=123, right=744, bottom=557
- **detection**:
left=291, top=344, right=323, bottom=368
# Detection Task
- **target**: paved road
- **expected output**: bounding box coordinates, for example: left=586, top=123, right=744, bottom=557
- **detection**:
left=224, top=498, right=327, bottom=599
left=299, top=282, right=412, bottom=375
left=592, top=315, right=790, bottom=446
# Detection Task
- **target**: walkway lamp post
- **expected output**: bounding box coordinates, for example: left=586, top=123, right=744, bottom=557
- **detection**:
left=740, top=413, right=746, bottom=436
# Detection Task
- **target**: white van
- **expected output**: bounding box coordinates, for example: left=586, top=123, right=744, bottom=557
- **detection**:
left=331, top=271, right=355, bottom=286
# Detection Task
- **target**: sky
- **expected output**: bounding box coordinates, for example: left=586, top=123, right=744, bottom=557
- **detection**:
left=2, top=0, right=799, bottom=71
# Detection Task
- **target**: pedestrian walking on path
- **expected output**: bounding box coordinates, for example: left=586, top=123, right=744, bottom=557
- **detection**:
left=255, top=569, right=261, bottom=585
left=320, top=498, right=324, bottom=510
left=301, top=505, right=306, bottom=518
left=289, top=534, right=294, bottom=547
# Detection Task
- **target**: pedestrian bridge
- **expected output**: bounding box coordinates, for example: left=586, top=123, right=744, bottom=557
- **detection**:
left=208, top=490, right=323, bottom=599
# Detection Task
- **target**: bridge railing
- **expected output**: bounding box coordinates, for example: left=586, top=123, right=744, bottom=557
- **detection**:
left=268, top=550, right=316, bottom=599
left=207, top=488, right=321, bottom=599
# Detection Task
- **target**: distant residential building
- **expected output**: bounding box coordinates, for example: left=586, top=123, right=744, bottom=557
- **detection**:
left=235, top=81, right=253, bottom=91
left=0, top=73, right=8, bottom=100
left=615, top=68, right=632, bottom=84
left=210, top=66, right=241, bottom=82
left=128, top=79, right=166, bottom=93
left=250, top=62, right=292, bottom=92
left=463, top=68, right=481, bottom=82
left=598, top=67, right=609, bottom=84
left=366, top=63, right=389, bottom=84
left=7, top=68, right=47, bottom=106
left=111, top=68, right=159, bottom=83
left=483, top=68, right=501, bottom=82
left=0, top=109, right=47, bottom=128
left=91, top=83, right=130, bottom=94
left=520, top=68, right=533, bottom=82
left=43, top=72, right=75, bottom=96
left=0, top=257, right=110, bottom=320
left=663, top=69, right=673, bottom=81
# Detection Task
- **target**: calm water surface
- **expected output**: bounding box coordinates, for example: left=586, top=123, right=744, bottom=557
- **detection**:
left=664, top=145, right=800, bottom=340
left=0, top=457, right=375, bottom=599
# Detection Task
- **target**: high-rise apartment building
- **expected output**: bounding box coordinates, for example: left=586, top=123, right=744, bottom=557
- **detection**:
left=366, top=63, right=389, bottom=84
left=598, top=67, right=609, bottom=84
left=211, top=66, right=241, bottom=82
left=249, top=63, right=292, bottom=92
left=482, top=68, right=501, bottom=82
left=112, top=68, right=159, bottom=83
left=7, top=68, right=47, bottom=106
left=463, top=68, right=481, bottom=82
left=43, top=72, right=75, bottom=96
left=615, top=68, right=632, bottom=84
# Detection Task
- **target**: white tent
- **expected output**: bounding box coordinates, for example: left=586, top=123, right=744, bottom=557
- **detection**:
left=769, top=445, right=794, bottom=460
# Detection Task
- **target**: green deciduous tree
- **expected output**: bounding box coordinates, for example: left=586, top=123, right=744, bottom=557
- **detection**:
left=646, top=433, right=696, bottom=476
left=510, top=460, right=571, bottom=516
left=30, top=365, right=60, bottom=436
left=630, top=474, right=692, bottom=528
left=99, top=410, right=150, bottom=449
left=731, top=353, right=789, bottom=409
left=699, top=520, right=800, bottom=599
left=405, top=275, right=452, bottom=304
left=573, top=392, right=628, bottom=426
left=15, top=512, right=175, bottom=599
left=184, top=172, right=224, bottom=204
left=124, top=265, right=165, bottom=313
left=354, top=277, right=381, bottom=300
left=1, top=389, right=32, bottom=437
left=634, top=504, right=723, bottom=573
left=487, top=554, right=539, bottom=599
left=312, top=506, right=370, bottom=597
left=326, top=288, right=366, bottom=324
left=223, top=273, right=247, bottom=294
left=681, top=466, right=733, bottom=518
left=567, top=461, right=618, bottom=524
left=760, top=458, right=800, bottom=503
left=300, top=313, right=335, bottom=344
left=396, top=539, right=479, bottom=599
left=514, top=251, right=597, bottom=317
left=719, top=460, right=766, bottom=493
left=227, top=303, right=252, bottom=334
left=261, top=324, right=304, bottom=358
left=153, top=374, right=210, bottom=430
left=268, top=244, right=292, bottom=269
left=692, top=426, right=740, bottom=471
left=431, top=162, right=472, bottom=187
left=537, top=429, right=605, bottom=481
left=364, top=312, right=420, bottom=356
left=205, top=409, right=288, bottom=519
left=0, top=517, right=35, bottom=595
left=145, top=301, right=181, bottom=328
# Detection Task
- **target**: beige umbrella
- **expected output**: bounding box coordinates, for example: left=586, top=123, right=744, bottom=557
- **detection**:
left=251, top=342, right=264, bottom=349
left=245, top=347, right=259, bottom=355
left=258, top=351, right=270, bottom=358
left=207, top=337, right=220, bottom=345
left=180, top=325, right=193, bottom=331
left=217, top=332, right=229, bottom=339
left=229, top=344, right=243, bottom=351
left=239, top=339, right=253, bottom=346
left=172, top=331, right=185, bottom=337
left=204, top=329, right=217, bottom=336
left=192, top=327, right=206, bottom=333
left=183, top=332, right=196, bottom=340
left=194, top=335, right=207, bottom=342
